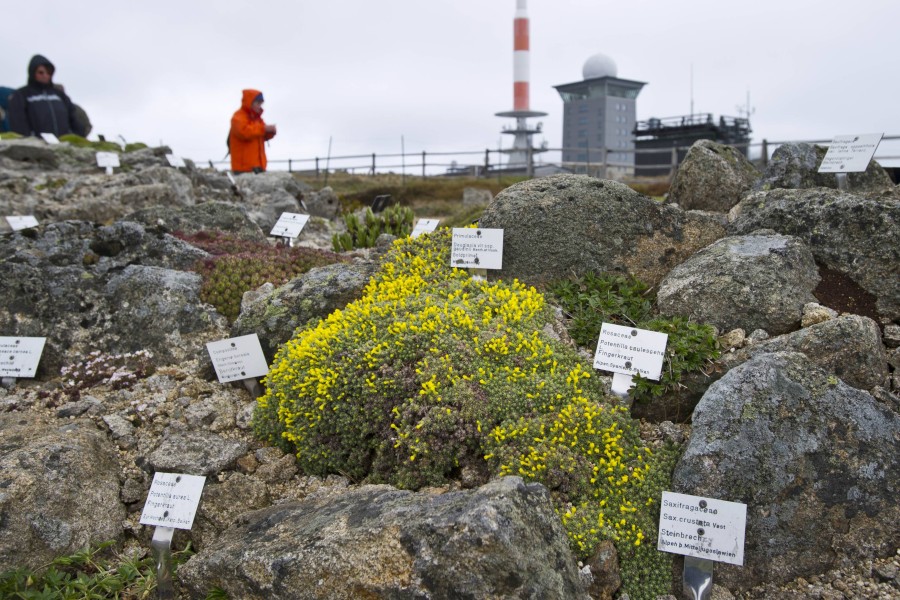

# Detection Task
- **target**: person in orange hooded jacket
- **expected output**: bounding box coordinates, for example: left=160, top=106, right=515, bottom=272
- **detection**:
left=229, top=89, right=276, bottom=173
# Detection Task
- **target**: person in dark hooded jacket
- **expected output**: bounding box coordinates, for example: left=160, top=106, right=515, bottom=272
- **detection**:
left=8, top=55, right=86, bottom=138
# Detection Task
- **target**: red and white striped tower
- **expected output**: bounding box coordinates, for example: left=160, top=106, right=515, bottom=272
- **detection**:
left=513, top=0, right=530, bottom=111
left=496, top=0, right=546, bottom=173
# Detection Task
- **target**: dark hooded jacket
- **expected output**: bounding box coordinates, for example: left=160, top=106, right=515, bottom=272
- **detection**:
left=8, top=55, right=86, bottom=138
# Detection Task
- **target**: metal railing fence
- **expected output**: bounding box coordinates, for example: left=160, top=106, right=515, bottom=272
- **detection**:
left=204, top=135, right=899, bottom=180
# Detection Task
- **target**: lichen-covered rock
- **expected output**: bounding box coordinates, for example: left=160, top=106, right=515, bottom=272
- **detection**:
left=231, top=260, right=376, bottom=362
left=668, top=139, right=760, bottom=212
left=657, top=231, right=819, bottom=335
left=478, top=174, right=725, bottom=287
left=187, top=473, right=271, bottom=550
left=720, top=314, right=888, bottom=392
left=146, top=430, right=248, bottom=476
left=125, top=201, right=268, bottom=242
left=178, top=477, right=589, bottom=600
left=728, top=188, right=900, bottom=321
left=0, top=413, right=126, bottom=571
left=0, top=221, right=226, bottom=373
left=234, top=171, right=311, bottom=231
left=0, top=137, right=60, bottom=169
left=302, top=185, right=341, bottom=219
left=757, top=142, right=894, bottom=193
left=672, top=352, right=900, bottom=592
left=104, top=265, right=227, bottom=363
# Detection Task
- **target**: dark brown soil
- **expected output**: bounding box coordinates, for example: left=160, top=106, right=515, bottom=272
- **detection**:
left=813, top=265, right=881, bottom=326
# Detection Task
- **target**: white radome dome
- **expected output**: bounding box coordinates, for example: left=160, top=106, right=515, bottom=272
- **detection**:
left=582, top=53, right=617, bottom=80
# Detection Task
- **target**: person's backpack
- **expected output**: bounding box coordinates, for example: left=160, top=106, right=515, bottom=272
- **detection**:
left=0, top=86, right=14, bottom=133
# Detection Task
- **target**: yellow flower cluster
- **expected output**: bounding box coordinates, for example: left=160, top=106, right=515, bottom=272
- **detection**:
left=255, top=227, right=668, bottom=565
left=484, top=361, right=656, bottom=549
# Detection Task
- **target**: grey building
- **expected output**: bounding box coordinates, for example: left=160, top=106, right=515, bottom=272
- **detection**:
left=554, top=53, right=645, bottom=178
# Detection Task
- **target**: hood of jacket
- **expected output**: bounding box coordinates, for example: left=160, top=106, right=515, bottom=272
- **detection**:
left=240, top=88, right=264, bottom=115
left=27, top=55, right=55, bottom=87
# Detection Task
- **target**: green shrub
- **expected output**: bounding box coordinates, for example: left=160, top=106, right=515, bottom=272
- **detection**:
left=548, top=273, right=654, bottom=347
left=629, top=316, right=719, bottom=404
left=548, top=273, right=719, bottom=403
left=177, top=232, right=347, bottom=322
left=332, top=205, right=414, bottom=251
left=255, top=229, right=677, bottom=598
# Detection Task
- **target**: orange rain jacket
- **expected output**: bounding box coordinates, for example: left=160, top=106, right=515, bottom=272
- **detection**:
left=229, top=89, right=275, bottom=173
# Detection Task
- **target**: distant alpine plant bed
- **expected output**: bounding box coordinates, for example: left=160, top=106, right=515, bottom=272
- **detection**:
left=254, top=227, right=679, bottom=599
left=175, top=231, right=348, bottom=322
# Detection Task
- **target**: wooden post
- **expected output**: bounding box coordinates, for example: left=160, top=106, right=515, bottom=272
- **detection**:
left=671, top=147, right=679, bottom=179
left=761, top=139, right=769, bottom=168
left=315, top=157, right=320, bottom=179
left=422, top=151, right=426, bottom=177
left=288, top=159, right=292, bottom=173
left=484, top=149, right=490, bottom=178
left=371, top=153, right=376, bottom=176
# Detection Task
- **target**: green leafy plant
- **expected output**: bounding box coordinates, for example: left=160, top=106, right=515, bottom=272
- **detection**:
left=0, top=541, right=194, bottom=600
left=255, top=229, right=678, bottom=598
left=331, top=205, right=414, bottom=251
left=176, top=232, right=347, bottom=322
left=549, top=273, right=719, bottom=403
left=58, top=134, right=124, bottom=153
left=548, top=273, right=655, bottom=347
left=628, top=316, right=719, bottom=404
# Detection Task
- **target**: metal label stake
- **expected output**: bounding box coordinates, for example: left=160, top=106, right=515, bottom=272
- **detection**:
left=242, top=377, right=263, bottom=398
left=683, top=556, right=714, bottom=600
left=836, top=172, right=849, bottom=191
left=151, top=525, right=175, bottom=599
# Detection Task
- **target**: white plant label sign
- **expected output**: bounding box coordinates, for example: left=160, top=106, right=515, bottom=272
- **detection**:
left=270, top=212, right=310, bottom=239
left=206, top=334, right=269, bottom=383
left=165, top=154, right=186, bottom=168
left=95, top=151, right=120, bottom=168
left=40, top=133, right=60, bottom=144
left=411, top=219, right=440, bottom=238
left=818, top=133, right=883, bottom=173
left=450, top=228, right=503, bottom=270
left=139, top=473, right=206, bottom=530
left=5, top=215, right=39, bottom=231
left=593, top=323, right=667, bottom=380
left=658, top=491, right=747, bottom=566
left=0, top=337, right=47, bottom=378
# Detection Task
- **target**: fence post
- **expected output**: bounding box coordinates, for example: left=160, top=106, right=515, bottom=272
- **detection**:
left=526, top=145, right=534, bottom=178
left=371, top=153, right=376, bottom=176
left=586, top=148, right=591, bottom=177
left=315, top=157, right=320, bottom=179
left=288, top=159, right=292, bottom=173
left=484, top=149, right=490, bottom=177
left=761, top=139, right=768, bottom=168
left=422, top=151, right=426, bottom=177
left=670, top=147, right=678, bottom=179
left=601, top=148, right=608, bottom=179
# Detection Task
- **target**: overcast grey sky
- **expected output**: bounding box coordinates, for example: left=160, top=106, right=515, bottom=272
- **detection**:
left=3, top=0, right=898, bottom=170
